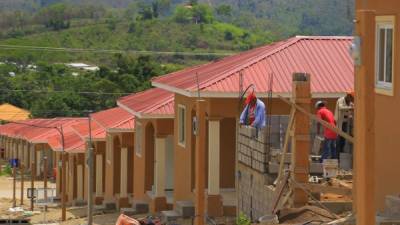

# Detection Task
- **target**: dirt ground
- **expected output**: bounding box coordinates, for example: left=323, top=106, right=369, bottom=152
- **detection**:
left=0, top=173, right=129, bottom=225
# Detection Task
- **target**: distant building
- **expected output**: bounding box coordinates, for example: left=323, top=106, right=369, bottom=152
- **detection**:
left=66, top=63, right=99, bottom=72
left=0, top=103, right=30, bottom=122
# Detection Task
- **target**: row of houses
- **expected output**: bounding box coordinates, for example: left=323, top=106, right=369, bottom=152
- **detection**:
left=0, top=36, right=355, bottom=218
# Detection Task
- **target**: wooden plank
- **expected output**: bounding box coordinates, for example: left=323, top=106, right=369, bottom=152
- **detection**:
left=271, top=172, right=290, bottom=214
left=301, top=183, right=352, bottom=196
left=275, top=107, right=296, bottom=183
left=277, top=95, right=354, bottom=143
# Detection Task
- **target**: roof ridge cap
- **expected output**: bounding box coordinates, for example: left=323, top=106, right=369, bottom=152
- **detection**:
left=197, top=37, right=301, bottom=90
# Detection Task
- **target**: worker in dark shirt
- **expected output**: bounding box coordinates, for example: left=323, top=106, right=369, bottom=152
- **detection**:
left=315, top=101, right=337, bottom=162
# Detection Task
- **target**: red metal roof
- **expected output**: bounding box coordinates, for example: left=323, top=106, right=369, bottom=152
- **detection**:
left=47, top=125, right=86, bottom=153
left=91, top=107, right=135, bottom=131
left=117, top=88, right=174, bottom=118
left=71, top=120, right=106, bottom=140
left=0, top=118, right=87, bottom=153
left=152, top=36, right=354, bottom=96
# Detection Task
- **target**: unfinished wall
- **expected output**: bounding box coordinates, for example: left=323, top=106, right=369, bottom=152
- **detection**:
left=237, top=163, right=275, bottom=221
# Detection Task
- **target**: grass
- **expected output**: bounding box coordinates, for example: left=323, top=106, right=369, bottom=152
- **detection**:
left=0, top=163, right=12, bottom=176
left=0, top=19, right=271, bottom=65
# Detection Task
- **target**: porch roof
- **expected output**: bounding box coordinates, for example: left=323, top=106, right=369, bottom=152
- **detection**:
left=90, top=107, right=135, bottom=132
left=71, top=120, right=106, bottom=140
left=117, top=88, right=174, bottom=119
left=152, top=36, right=354, bottom=98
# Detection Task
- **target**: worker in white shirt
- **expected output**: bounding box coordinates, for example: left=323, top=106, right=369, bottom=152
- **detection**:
left=334, top=91, right=354, bottom=155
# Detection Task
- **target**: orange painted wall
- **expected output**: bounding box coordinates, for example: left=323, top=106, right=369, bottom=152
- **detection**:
left=356, top=0, right=400, bottom=210
left=133, top=118, right=174, bottom=201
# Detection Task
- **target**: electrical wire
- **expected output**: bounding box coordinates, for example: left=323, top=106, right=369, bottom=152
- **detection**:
left=0, top=88, right=133, bottom=95
left=0, top=44, right=234, bottom=56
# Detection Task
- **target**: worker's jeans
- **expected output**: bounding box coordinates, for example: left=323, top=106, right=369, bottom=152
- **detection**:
left=321, top=138, right=337, bottom=162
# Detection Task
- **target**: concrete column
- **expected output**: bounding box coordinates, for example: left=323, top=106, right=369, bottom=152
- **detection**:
left=195, top=100, right=206, bottom=225
left=291, top=73, right=311, bottom=207
left=95, top=154, right=103, bottom=197
left=207, top=119, right=223, bottom=217
left=56, top=152, right=61, bottom=197
left=154, top=137, right=166, bottom=197
left=104, top=134, right=114, bottom=204
left=18, top=141, right=23, bottom=162
left=77, top=164, right=84, bottom=201
left=24, top=142, right=29, bottom=169
left=84, top=162, right=89, bottom=202
left=67, top=161, right=73, bottom=203
left=120, top=147, right=128, bottom=198
left=208, top=120, right=220, bottom=195
left=36, top=151, right=41, bottom=177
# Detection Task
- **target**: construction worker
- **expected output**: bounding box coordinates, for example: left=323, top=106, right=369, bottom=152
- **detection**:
left=334, top=92, right=354, bottom=155
left=239, top=92, right=266, bottom=129
left=315, top=101, right=337, bottom=162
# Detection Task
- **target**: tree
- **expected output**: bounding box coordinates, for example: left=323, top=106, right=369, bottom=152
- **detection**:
left=35, top=3, right=70, bottom=30
left=138, top=3, right=154, bottom=20
left=193, top=4, right=214, bottom=24
left=216, top=4, right=232, bottom=17
left=173, top=5, right=193, bottom=24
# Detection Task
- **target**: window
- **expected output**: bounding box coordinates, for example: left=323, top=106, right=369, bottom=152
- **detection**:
left=375, top=16, right=395, bottom=94
left=135, top=122, right=142, bottom=156
left=178, top=104, right=186, bottom=147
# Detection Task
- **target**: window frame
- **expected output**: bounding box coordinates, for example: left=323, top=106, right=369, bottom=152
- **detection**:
left=178, top=104, right=186, bottom=147
left=375, top=16, right=396, bottom=96
left=135, top=121, right=142, bottom=157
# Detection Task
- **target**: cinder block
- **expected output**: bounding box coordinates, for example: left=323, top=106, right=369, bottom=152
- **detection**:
left=385, top=195, right=400, bottom=216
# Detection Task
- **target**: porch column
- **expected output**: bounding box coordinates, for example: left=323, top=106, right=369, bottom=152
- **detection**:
left=150, top=136, right=168, bottom=213
left=36, top=151, right=41, bottom=177
left=95, top=154, right=104, bottom=204
left=77, top=164, right=84, bottom=201
left=68, top=156, right=74, bottom=203
left=104, top=134, right=114, bottom=205
left=120, top=147, right=128, bottom=197
left=24, top=142, right=29, bottom=170
left=56, top=152, right=61, bottom=197
left=118, top=147, right=129, bottom=208
left=18, top=141, right=22, bottom=162
left=207, top=118, right=223, bottom=217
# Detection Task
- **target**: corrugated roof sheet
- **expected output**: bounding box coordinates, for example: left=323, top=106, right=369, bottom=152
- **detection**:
left=47, top=125, right=86, bottom=153
left=0, top=103, right=30, bottom=121
left=71, top=120, right=106, bottom=140
left=152, top=36, right=354, bottom=95
left=0, top=118, right=87, bottom=153
left=91, top=107, right=135, bottom=131
left=117, top=88, right=174, bottom=117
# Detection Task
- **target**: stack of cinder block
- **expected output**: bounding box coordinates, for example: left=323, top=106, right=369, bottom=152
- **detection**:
left=238, top=126, right=269, bottom=173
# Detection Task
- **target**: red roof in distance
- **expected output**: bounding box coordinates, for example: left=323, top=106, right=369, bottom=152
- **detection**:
left=117, top=88, right=174, bottom=119
left=90, top=107, right=135, bottom=132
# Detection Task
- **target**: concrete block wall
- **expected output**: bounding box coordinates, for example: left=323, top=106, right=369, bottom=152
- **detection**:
left=238, top=126, right=269, bottom=173
left=237, top=163, right=275, bottom=221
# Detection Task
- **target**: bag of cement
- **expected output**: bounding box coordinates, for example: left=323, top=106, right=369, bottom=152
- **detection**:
left=312, top=136, right=324, bottom=155
left=259, top=215, right=279, bottom=225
